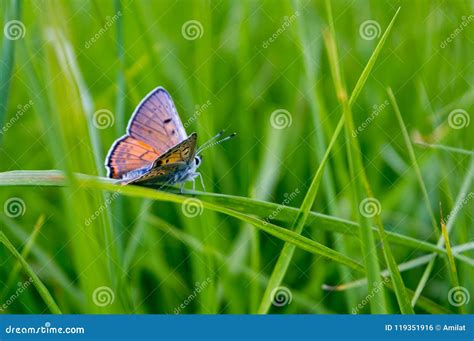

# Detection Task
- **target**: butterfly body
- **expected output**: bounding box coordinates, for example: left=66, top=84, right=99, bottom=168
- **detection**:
left=105, top=86, right=233, bottom=191
left=105, top=87, right=202, bottom=190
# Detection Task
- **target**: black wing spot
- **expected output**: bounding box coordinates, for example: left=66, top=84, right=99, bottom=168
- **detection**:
left=171, top=129, right=176, bottom=135
left=163, top=118, right=172, bottom=124
left=156, top=160, right=163, bottom=166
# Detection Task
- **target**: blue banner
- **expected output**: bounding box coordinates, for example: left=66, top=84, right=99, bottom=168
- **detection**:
left=0, top=315, right=473, bottom=340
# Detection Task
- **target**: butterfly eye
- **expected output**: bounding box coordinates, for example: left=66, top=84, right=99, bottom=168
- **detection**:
left=195, top=156, right=201, bottom=166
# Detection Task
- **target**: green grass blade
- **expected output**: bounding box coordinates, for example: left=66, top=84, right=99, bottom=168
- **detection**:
left=1, top=214, right=44, bottom=301
left=0, top=231, right=62, bottom=314
left=0, top=0, right=21, bottom=143
left=1, top=170, right=472, bottom=266
left=257, top=116, right=345, bottom=313
left=411, top=158, right=474, bottom=306
left=388, top=88, right=439, bottom=232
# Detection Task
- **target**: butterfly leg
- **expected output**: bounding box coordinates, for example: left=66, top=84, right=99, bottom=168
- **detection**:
left=196, top=172, right=205, bottom=192
left=192, top=179, right=196, bottom=191
left=180, top=182, right=185, bottom=194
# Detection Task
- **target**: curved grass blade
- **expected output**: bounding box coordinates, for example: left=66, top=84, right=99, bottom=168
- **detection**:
left=0, top=170, right=472, bottom=267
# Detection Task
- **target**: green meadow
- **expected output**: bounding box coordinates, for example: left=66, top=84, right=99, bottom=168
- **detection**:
left=0, top=0, right=473, bottom=314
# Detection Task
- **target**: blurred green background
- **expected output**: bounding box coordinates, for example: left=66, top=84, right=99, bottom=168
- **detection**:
left=0, top=0, right=473, bottom=314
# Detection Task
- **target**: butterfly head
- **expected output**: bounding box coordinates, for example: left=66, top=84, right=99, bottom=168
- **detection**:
left=194, top=155, right=202, bottom=167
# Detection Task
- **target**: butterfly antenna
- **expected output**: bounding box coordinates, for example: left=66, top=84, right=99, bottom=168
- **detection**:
left=198, top=130, right=225, bottom=150
left=197, top=132, right=236, bottom=154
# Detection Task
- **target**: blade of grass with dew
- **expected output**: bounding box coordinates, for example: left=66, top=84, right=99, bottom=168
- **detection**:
left=0, top=231, right=62, bottom=314
left=0, top=0, right=21, bottom=143
left=411, top=158, right=474, bottom=306
left=1, top=170, right=473, bottom=266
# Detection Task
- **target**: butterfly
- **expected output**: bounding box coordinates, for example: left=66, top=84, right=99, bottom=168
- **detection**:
left=105, top=86, right=234, bottom=192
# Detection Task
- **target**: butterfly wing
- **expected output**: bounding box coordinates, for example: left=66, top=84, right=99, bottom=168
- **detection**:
left=106, top=136, right=159, bottom=179
left=127, top=87, right=187, bottom=154
left=126, top=133, right=197, bottom=184
left=106, top=87, right=189, bottom=179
